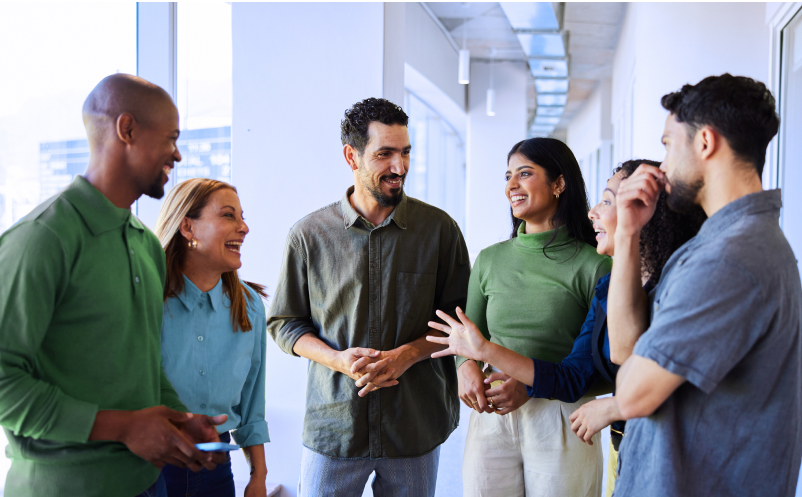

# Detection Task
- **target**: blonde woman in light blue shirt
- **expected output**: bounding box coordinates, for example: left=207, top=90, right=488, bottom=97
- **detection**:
left=155, top=178, right=269, bottom=497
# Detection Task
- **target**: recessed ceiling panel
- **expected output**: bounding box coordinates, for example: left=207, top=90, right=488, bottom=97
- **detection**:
left=536, top=94, right=568, bottom=106
left=499, top=2, right=559, bottom=30
left=529, top=59, right=568, bottom=78
left=535, top=116, right=561, bottom=125
left=516, top=33, right=565, bottom=58
left=535, top=79, right=569, bottom=93
left=536, top=106, right=564, bottom=117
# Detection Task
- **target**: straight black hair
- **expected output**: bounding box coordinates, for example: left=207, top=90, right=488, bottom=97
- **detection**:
left=508, top=138, right=596, bottom=255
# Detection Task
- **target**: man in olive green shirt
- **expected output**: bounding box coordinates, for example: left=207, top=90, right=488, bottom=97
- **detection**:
left=0, top=74, right=225, bottom=497
left=267, top=98, right=471, bottom=496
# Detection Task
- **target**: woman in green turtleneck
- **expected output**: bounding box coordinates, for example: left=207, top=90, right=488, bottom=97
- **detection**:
left=455, top=138, right=612, bottom=497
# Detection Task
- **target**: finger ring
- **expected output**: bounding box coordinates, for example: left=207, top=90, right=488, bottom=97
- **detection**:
left=487, top=397, right=495, bottom=407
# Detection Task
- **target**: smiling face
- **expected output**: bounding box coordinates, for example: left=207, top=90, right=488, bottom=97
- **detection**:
left=353, top=122, right=411, bottom=207
left=588, top=171, right=625, bottom=257
left=130, top=100, right=182, bottom=199
left=182, top=188, right=248, bottom=274
left=505, top=152, right=563, bottom=230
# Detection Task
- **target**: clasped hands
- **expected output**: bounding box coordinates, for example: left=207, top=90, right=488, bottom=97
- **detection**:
left=337, top=347, right=407, bottom=397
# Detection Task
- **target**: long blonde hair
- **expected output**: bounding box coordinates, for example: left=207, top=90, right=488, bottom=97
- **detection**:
left=155, top=178, right=266, bottom=332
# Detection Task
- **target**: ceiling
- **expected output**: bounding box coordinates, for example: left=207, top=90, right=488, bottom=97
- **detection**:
left=423, top=2, right=626, bottom=137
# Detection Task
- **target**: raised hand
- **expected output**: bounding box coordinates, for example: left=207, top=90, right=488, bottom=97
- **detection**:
left=569, top=396, right=622, bottom=445
left=616, top=164, right=667, bottom=237
left=427, top=307, right=489, bottom=361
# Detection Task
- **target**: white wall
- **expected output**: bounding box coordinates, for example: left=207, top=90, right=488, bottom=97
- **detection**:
left=611, top=2, right=769, bottom=163
left=404, top=3, right=465, bottom=113
left=231, top=4, right=385, bottom=495
left=465, top=60, right=528, bottom=259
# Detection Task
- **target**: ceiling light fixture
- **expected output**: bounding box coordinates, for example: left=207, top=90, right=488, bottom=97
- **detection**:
left=458, top=16, right=470, bottom=84
left=487, top=49, right=496, bottom=116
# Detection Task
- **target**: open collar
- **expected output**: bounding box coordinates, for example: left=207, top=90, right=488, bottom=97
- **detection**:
left=340, top=186, right=408, bottom=230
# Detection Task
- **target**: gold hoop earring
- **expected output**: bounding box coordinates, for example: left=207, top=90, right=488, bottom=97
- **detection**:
left=188, top=239, right=198, bottom=250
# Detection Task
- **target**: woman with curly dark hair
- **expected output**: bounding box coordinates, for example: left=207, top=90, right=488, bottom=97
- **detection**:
left=428, top=159, right=705, bottom=497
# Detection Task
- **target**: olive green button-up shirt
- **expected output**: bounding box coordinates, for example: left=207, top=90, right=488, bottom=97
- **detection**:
left=0, top=176, right=185, bottom=496
left=267, top=188, right=470, bottom=459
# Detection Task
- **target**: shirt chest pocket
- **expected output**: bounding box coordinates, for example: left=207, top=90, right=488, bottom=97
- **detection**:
left=395, top=272, right=437, bottom=320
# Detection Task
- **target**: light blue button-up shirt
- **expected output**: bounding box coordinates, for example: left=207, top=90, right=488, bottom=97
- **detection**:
left=161, top=276, right=269, bottom=447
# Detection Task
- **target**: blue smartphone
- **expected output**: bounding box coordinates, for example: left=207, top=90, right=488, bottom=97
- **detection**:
left=196, top=442, right=240, bottom=452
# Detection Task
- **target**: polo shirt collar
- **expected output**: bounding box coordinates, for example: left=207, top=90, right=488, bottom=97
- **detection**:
left=62, top=176, right=141, bottom=236
left=176, top=275, right=223, bottom=311
left=696, top=189, right=782, bottom=241
left=340, top=186, right=408, bottom=230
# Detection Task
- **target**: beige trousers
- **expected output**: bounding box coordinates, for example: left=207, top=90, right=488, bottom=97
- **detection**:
left=462, top=397, right=603, bottom=497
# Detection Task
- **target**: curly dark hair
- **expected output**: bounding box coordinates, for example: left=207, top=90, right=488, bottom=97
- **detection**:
left=660, top=74, right=779, bottom=176
left=340, top=97, right=409, bottom=154
left=507, top=138, right=597, bottom=257
left=614, top=160, right=707, bottom=288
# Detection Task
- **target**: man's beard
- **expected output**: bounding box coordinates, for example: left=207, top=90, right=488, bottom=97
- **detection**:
left=143, top=170, right=166, bottom=200
left=361, top=172, right=405, bottom=207
left=666, top=176, right=704, bottom=214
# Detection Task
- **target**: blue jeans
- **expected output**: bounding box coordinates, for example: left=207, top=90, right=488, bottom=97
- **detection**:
left=162, top=431, right=236, bottom=497
left=299, top=445, right=440, bottom=497
left=137, top=473, right=167, bottom=497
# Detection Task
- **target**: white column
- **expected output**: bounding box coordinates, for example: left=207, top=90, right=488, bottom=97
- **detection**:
left=136, top=2, right=176, bottom=227
left=465, top=60, right=528, bottom=259
left=383, top=3, right=406, bottom=107
left=231, top=4, right=388, bottom=495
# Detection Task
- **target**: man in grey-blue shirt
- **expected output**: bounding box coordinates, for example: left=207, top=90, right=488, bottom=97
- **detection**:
left=607, top=74, right=801, bottom=496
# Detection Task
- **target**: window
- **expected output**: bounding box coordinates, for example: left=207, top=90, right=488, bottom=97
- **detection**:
left=0, top=3, right=137, bottom=488
left=0, top=4, right=136, bottom=236
left=404, top=91, right=466, bottom=230
left=173, top=2, right=233, bottom=187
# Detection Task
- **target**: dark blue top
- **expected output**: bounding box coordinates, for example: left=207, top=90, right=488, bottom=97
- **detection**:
left=527, top=273, right=613, bottom=402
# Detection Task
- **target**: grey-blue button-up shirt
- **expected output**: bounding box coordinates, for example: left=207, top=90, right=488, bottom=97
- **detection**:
left=267, top=188, right=470, bottom=459
left=615, top=190, right=802, bottom=497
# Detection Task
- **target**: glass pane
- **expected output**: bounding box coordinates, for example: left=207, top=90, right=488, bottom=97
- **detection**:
left=537, top=106, right=565, bottom=117
left=405, top=91, right=466, bottom=231
left=535, top=116, right=561, bottom=125
left=537, top=94, right=568, bottom=106
left=780, top=9, right=802, bottom=273
left=529, top=59, right=568, bottom=78
left=0, top=3, right=136, bottom=488
left=516, top=34, right=566, bottom=58
left=174, top=2, right=233, bottom=188
left=535, top=79, right=569, bottom=94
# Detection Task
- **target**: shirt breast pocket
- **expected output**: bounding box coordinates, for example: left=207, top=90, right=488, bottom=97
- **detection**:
left=395, top=272, right=436, bottom=320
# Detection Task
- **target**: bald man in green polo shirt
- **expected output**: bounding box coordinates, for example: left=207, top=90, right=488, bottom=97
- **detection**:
left=0, top=74, right=226, bottom=497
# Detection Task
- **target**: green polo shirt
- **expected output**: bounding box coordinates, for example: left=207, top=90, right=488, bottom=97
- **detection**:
left=0, top=176, right=186, bottom=496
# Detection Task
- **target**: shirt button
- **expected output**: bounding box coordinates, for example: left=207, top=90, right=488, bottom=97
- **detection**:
left=134, top=276, right=140, bottom=283
left=655, top=303, right=661, bottom=312
left=198, top=336, right=203, bottom=342
left=199, top=370, right=205, bottom=376
left=198, top=302, right=204, bottom=308
left=129, top=249, right=134, bottom=255
left=679, top=259, right=685, bottom=265
left=200, top=403, right=207, bottom=409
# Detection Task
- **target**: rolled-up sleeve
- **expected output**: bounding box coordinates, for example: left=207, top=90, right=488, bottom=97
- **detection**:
left=232, top=307, right=269, bottom=447
left=0, top=223, right=98, bottom=442
left=266, top=230, right=319, bottom=356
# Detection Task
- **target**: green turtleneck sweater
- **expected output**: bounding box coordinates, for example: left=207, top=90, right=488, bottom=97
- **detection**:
left=456, top=224, right=612, bottom=377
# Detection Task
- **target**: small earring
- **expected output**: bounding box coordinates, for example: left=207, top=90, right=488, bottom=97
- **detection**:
left=188, top=239, right=198, bottom=250
left=555, top=193, right=560, bottom=199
